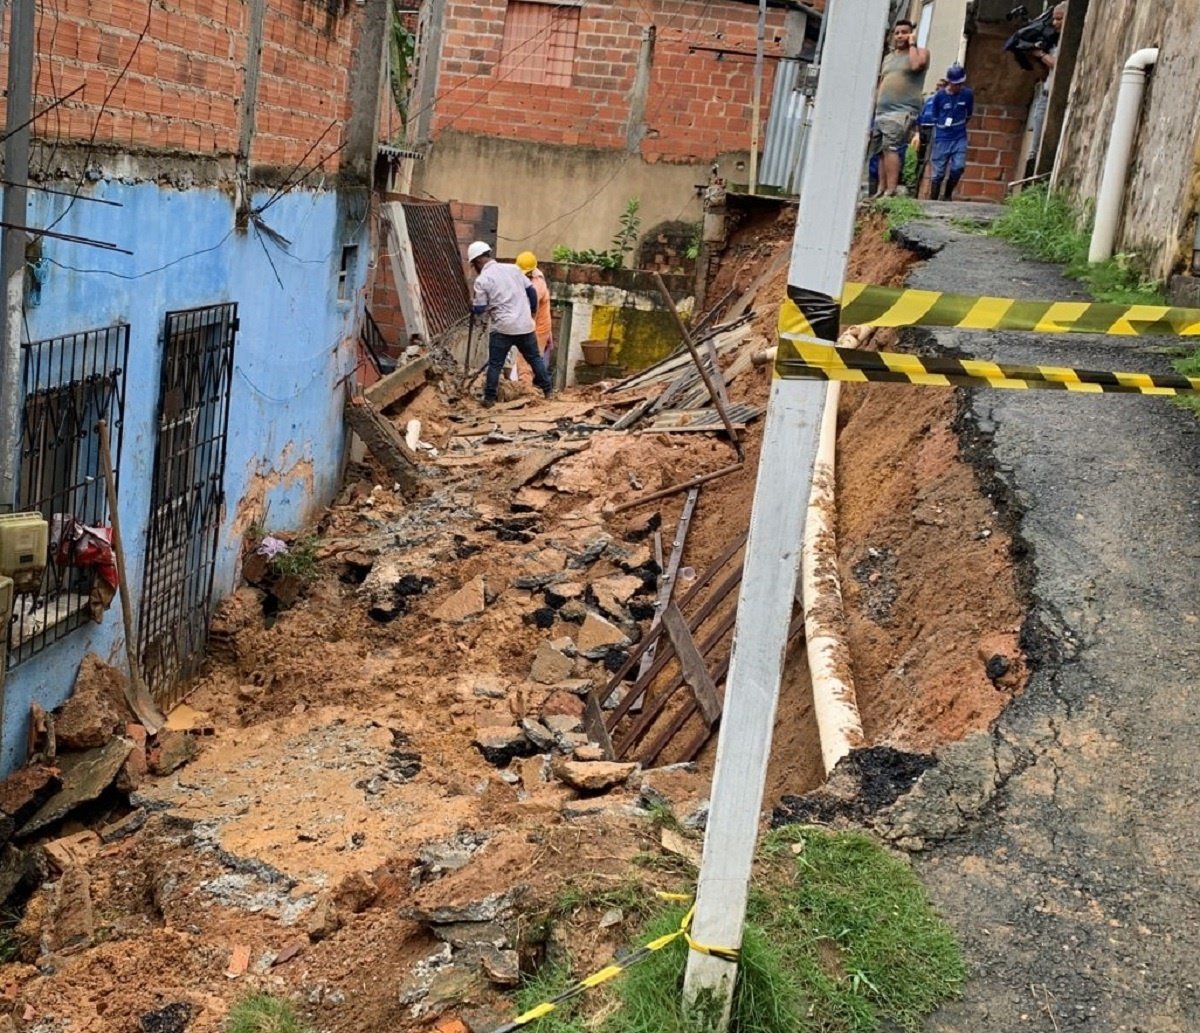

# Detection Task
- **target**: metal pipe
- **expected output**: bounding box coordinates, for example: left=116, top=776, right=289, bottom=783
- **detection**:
left=801, top=379, right=864, bottom=774
left=748, top=0, right=768, bottom=194
left=1089, top=47, right=1159, bottom=264
left=0, top=0, right=35, bottom=511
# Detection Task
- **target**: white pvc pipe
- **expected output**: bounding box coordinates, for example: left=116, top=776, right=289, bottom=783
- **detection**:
left=1088, top=48, right=1159, bottom=264
left=801, top=377, right=865, bottom=775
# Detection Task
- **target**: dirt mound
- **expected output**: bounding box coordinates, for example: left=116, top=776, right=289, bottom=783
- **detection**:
left=6, top=208, right=1026, bottom=1033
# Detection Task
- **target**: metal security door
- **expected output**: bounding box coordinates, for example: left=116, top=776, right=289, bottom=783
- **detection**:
left=139, top=303, right=237, bottom=708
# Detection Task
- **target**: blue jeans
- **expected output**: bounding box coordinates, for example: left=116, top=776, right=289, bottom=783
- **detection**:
left=485, top=330, right=552, bottom=401
left=930, top=133, right=968, bottom=178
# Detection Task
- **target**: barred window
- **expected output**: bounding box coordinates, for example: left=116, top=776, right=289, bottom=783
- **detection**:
left=7, top=325, right=129, bottom=667
left=498, top=0, right=580, bottom=88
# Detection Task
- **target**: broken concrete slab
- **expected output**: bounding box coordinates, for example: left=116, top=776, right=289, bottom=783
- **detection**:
left=55, top=654, right=132, bottom=750
left=609, top=542, right=652, bottom=571
left=0, top=766, right=61, bottom=833
left=404, top=886, right=525, bottom=925
left=518, top=718, right=555, bottom=752
left=637, top=766, right=708, bottom=830
left=478, top=946, right=520, bottom=986
left=433, top=575, right=489, bottom=623
left=590, top=575, right=643, bottom=618
left=553, top=760, right=637, bottom=793
left=415, top=831, right=490, bottom=882
left=19, top=738, right=133, bottom=838
left=0, top=844, right=41, bottom=909
left=573, top=745, right=606, bottom=762
left=557, top=600, right=589, bottom=623
left=576, top=613, right=631, bottom=657
left=430, top=919, right=511, bottom=950
left=544, top=582, right=584, bottom=607
left=473, top=727, right=538, bottom=766
left=471, top=676, right=508, bottom=700
left=660, top=827, right=702, bottom=866
left=148, top=730, right=198, bottom=776
left=99, top=809, right=146, bottom=844
left=550, top=678, right=593, bottom=696
left=541, top=713, right=583, bottom=736
left=529, top=641, right=574, bottom=685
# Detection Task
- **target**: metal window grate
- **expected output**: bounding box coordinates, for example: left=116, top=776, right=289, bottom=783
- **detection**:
left=7, top=324, right=130, bottom=668
left=400, top=200, right=471, bottom=339
left=139, top=303, right=237, bottom=710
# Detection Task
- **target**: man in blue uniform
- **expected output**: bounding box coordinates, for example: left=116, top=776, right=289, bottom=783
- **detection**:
left=929, top=63, right=973, bottom=202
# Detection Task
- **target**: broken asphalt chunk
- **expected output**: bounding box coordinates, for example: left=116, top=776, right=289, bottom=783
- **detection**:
left=433, top=575, right=489, bottom=623
left=529, top=640, right=574, bottom=684
left=19, top=738, right=133, bottom=838
left=577, top=612, right=631, bottom=658
left=473, top=727, right=539, bottom=766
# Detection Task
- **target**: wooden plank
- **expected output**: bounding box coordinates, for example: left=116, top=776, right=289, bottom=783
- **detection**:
left=596, top=532, right=746, bottom=712
left=363, top=355, right=430, bottom=410
left=582, top=690, right=616, bottom=760
left=344, top=395, right=420, bottom=496
left=662, top=602, right=721, bottom=725
left=617, top=607, right=736, bottom=757
left=631, top=487, right=699, bottom=712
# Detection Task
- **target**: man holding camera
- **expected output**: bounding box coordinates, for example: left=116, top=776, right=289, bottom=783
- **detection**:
left=869, top=19, right=930, bottom=198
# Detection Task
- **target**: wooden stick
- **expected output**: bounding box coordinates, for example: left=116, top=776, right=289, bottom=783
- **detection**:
left=614, top=462, right=742, bottom=513
left=652, top=272, right=744, bottom=461
left=96, top=420, right=164, bottom=734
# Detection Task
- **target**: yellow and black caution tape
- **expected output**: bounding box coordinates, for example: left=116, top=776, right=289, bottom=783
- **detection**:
left=774, top=338, right=1200, bottom=396
left=781, top=283, right=1200, bottom=339
left=487, top=893, right=739, bottom=1033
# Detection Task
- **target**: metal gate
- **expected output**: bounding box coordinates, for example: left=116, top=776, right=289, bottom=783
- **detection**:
left=139, top=303, right=237, bottom=708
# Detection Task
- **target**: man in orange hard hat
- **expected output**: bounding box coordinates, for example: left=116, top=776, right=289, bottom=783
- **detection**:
left=515, top=251, right=554, bottom=385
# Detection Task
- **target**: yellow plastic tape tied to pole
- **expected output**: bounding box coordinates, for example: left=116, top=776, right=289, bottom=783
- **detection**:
left=487, top=894, right=738, bottom=1033
left=777, top=284, right=1200, bottom=396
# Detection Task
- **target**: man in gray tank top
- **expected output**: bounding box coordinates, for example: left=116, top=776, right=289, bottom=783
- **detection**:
left=869, top=19, right=930, bottom=198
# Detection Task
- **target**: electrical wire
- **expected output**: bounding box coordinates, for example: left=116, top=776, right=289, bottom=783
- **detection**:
left=37, top=0, right=154, bottom=241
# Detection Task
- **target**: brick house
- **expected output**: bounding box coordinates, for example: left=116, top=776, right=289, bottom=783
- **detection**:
left=403, top=0, right=820, bottom=259
left=0, top=0, right=390, bottom=773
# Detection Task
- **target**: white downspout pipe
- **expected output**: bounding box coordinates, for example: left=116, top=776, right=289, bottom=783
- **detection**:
left=1088, top=47, right=1159, bottom=264
left=802, top=377, right=865, bottom=775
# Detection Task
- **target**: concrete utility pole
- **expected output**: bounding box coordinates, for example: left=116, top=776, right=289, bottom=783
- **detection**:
left=0, top=0, right=35, bottom=510
left=682, top=0, right=891, bottom=1027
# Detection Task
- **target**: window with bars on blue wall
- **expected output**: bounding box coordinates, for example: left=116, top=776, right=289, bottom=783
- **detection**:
left=7, top=324, right=129, bottom=668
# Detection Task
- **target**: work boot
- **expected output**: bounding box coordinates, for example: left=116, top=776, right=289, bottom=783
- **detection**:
left=930, top=177, right=943, bottom=201
left=945, top=170, right=963, bottom=201
left=543, top=388, right=555, bottom=400
left=481, top=398, right=495, bottom=409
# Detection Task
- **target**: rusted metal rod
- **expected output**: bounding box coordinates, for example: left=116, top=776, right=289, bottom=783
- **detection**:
left=614, top=462, right=742, bottom=513
left=652, top=271, right=745, bottom=461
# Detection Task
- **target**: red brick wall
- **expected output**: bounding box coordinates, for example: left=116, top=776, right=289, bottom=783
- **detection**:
left=433, top=0, right=789, bottom=163
left=0, top=0, right=358, bottom=170
left=959, top=105, right=1026, bottom=202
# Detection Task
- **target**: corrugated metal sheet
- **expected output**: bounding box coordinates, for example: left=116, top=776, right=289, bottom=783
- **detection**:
left=401, top=200, right=471, bottom=340
left=759, top=58, right=810, bottom=195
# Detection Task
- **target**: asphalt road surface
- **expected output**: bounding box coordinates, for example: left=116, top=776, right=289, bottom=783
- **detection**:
left=894, top=210, right=1200, bottom=1033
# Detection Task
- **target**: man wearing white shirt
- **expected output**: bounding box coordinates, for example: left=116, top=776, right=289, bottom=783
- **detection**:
left=467, top=241, right=553, bottom=407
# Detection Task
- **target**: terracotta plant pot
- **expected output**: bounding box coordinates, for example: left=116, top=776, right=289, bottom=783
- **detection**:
left=580, top=339, right=610, bottom=366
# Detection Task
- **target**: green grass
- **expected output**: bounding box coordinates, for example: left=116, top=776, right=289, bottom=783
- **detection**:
left=1173, top=347, right=1200, bottom=416
left=991, top=186, right=1164, bottom=305
left=270, top=536, right=319, bottom=581
left=226, top=994, right=312, bottom=1033
left=506, top=828, right=964, bottom=1033
left=871, top=197, right=924, bottom=240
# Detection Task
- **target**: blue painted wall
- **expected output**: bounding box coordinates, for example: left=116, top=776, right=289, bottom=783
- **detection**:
left=2, top=177, right=368, bottom=773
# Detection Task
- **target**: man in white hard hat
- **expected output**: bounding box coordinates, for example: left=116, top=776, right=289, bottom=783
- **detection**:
left=467, top=241, right=553, bottom=407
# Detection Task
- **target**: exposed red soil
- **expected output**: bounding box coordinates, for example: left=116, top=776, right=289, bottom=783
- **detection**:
left=3, top=209, right=1026, bottom=1033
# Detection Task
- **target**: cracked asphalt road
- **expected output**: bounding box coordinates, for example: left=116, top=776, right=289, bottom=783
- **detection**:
left=894, top=213, right=1200, bottom=1033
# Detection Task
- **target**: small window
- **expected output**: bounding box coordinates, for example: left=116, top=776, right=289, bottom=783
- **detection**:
left=338, top=243, right=359, bottom=302
left=9, top=324, right=130, bottom=667
left=498, top=0, right=580, bottom=88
